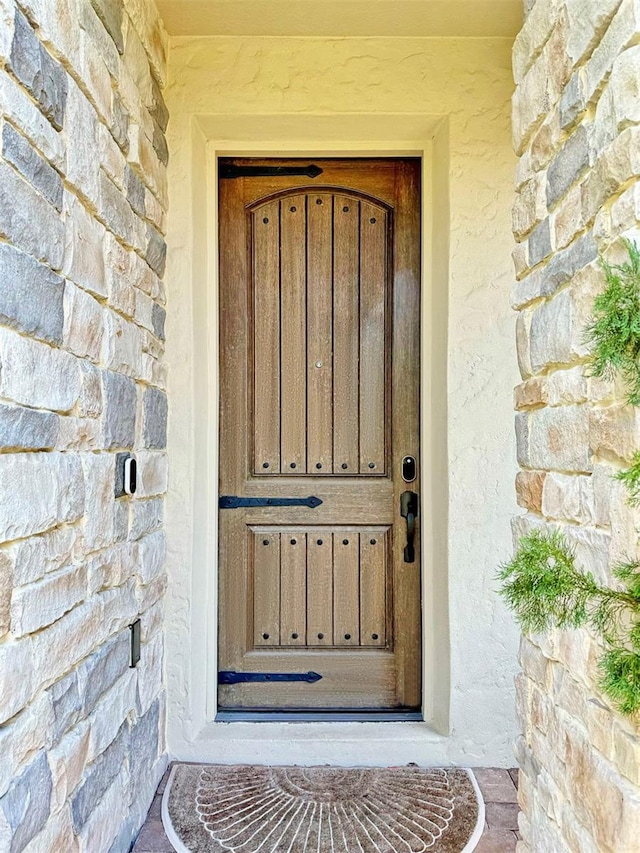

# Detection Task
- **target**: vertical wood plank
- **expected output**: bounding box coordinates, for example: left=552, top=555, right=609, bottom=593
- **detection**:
left=280, top=532, right=307, bottom=645
left=306, top=532, right=333, bottom=646
left=307, top=194, right=334, bottom=474
left=253, top=530, right=280, bottom=646
left=333, top=197, right=360, bottom=474
left=253, top=201, right=281, bottom=474
left=333, top=532, right=360, bottom=646
left=359, top=530, right=387, bottom=647
left=359, top=203, right=387, bottom=474
left=280, top=195, right=307, bottom=473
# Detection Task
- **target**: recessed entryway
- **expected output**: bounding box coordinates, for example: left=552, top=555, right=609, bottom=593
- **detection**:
left=217, top=158, right=422, bottom=717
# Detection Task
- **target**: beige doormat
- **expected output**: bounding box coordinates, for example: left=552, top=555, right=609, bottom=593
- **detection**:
left=162, top=764, right=484, bottom=852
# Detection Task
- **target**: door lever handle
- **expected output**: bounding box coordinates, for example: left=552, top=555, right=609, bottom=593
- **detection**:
left=400, top=491, right=419, bottom=563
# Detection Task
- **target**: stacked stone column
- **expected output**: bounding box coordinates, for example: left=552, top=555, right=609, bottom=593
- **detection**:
left=512, top=0, right=640, bottom=849
left=0, top=1, right=169, bottom=851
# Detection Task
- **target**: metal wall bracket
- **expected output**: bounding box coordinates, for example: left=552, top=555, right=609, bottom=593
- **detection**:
left=219, top=495, right=323, bottom=509
left=219, top=164, right=323, bottom=180
left=219, top=671, right=323, bottom=685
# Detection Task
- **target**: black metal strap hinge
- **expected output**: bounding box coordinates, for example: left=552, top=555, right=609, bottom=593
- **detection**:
left=219, top=495, right=323, bottom=509
left=219, top=671, right=322, bottom=685
left=219, top=164, right=323, bottom=180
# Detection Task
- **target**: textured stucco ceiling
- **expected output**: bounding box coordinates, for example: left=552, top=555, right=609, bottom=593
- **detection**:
left=156, top=0, right=522, bottom=38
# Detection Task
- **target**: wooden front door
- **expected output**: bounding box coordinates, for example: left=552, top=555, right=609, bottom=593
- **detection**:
left=218, top=158, right=421, bottom=713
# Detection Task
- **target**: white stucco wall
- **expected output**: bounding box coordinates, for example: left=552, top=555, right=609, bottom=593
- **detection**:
left=163, top=35, right=521, bottom=766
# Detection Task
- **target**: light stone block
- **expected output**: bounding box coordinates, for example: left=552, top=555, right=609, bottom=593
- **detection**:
left=0, top=638, right=35, bottom=725
left=138, top=530, right=165, bottom=585
left=135, top=572, right=167, bottom=613
left=12, top=525, right=78, bottom=586
left=140, top=598, right=163, bottom=642
left=588, top=404, right=640, bottom=463
left=528, top=405, right=592, bottom=472
left=0, top=326, right=82, bottom=412
left=64, top=80, right=101, bottom=206
left=86, top=671, right=136, bottom=762
left=565, top=0, right=624, bottom=65
left=56, top=416, right=102, bottom=451
left=136, top=451, right=168, bottom=498
left=512, top=0, right=559, bottom=84
left=563, top=525, right=612, bottom=585
left=21, top=805, right=78, bottom=853
left=0, top=453, right=84, bottom=544
left=583, top=0, right=640, bottom=106
left=129, top=497, right=162, bottom=542
left=102, top=309, right=143, bottom=377
left=0, top=692, right=53, bottom=798
left=100, top=578, right=138, bottom=637
left=10, top=564, right=88, bottom=638
left=30, top=598, right=106, bottom=694
left=124, top=0, right=169, bottom=86
left=86, top=542, right=137, bottom=595
left=48, top=721, right=90, bottom=815
left=62, top=192, right=107, bottom=299
left=0, top=550, right=10, bottom=636
left=542, top=472, right=595, bottom=524
left=81, top=453, right=119, bottom=551
left=63, top=281, right=105, bottom=362
left=610, top=44, right=640, bottom=130
left=544, top=366, right=587, bottom=406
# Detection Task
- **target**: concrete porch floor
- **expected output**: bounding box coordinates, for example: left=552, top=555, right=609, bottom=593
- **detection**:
left=132, top=766, right=520, bottom=852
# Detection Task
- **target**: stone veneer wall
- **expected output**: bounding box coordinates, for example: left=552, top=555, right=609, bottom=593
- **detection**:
left=0, top=1, right=169, bottom=851
left=512, top=0, right=640, bottom=850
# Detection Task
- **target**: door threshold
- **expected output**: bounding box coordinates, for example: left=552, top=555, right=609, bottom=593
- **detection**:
left=215, top=709, right=423, bottom=723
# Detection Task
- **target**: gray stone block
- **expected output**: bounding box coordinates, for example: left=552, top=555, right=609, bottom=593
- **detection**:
left=0, top=242, right=64, bottom=343
left=71, top=721, right=129, bottom=831
left=540, top=231, right=597, bottom=298
left=129, top=699, right=160, bottom=804
left=111, top=89, right=130, bottom=154
left=143, top=387, right=167, bottom=449
left=114, top=451, right=129, bottom=498
left=131, top=698, right=159, bottom=768
left=152, top=303, right=166, bottom=341
left=48, top=671, right=82, bottom=741
left=89, top=0, right=124, bottom=54
left=0, top=751, right=52, bottom=853
left=77, top=632, right=130, bottom=714
left=145, top=225, right=166, bottom=277
left=126, top=166, right=145, bottom=217
left=547, top=125, right=590, bottom=209
left=150, top=77, right=169, bottom=133
left=559, top=72, right=586, bottom=130
left=10, top=10, right=67, bottom=131
left=0, top=404, right=58, bottom=450
left=2, top=123, right=63, bottom=211
left=0, top=161, right=65, bottom=271
left=528, top=218, right=552, bottom=267
left=152, top=119, right=169, bottom=166
left=102, top=371, right=136, bottom=449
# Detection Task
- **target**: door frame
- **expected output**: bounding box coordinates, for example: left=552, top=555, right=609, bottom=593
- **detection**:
left=173, top=116, right=451, bottom=764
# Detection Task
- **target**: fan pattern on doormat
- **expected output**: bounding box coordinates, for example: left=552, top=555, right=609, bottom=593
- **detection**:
left=164, top=764, right=482, bottom=852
